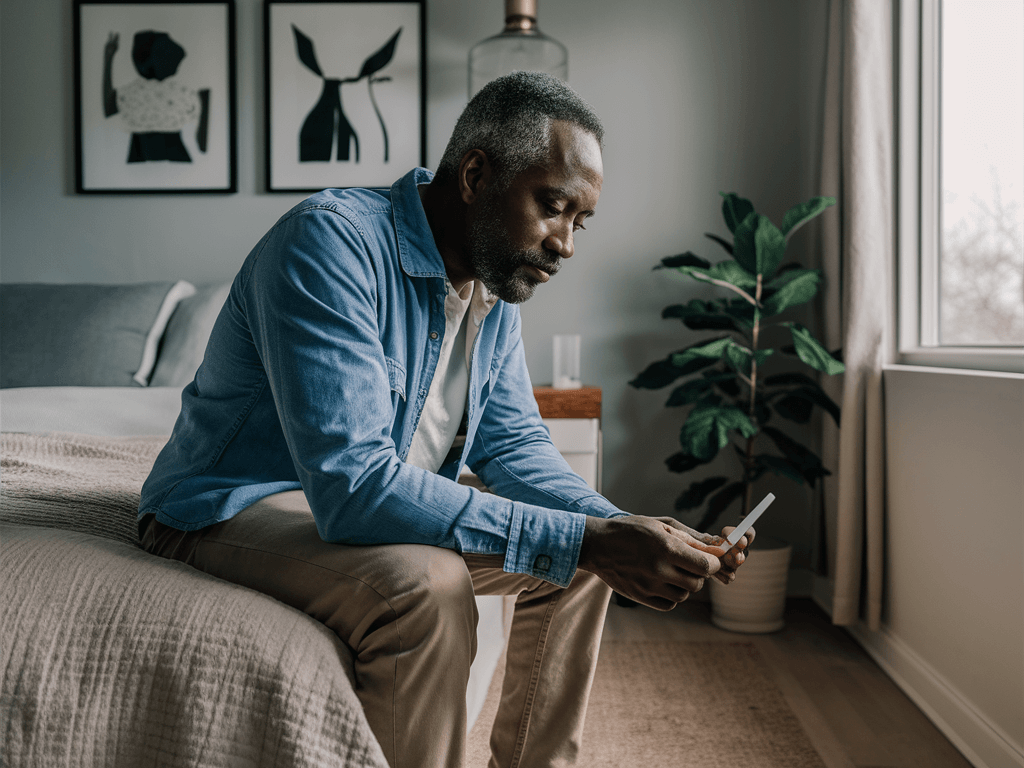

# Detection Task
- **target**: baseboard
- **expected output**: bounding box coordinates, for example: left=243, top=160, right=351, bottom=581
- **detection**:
left=846, top=622, right=1024, bottom=768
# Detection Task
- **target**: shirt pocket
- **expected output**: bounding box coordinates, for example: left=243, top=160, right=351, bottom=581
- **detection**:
left=385, top=355, right=407, bottom=402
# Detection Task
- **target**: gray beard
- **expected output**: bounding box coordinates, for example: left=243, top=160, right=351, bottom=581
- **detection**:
left=466, top=192, right=561, bottom=304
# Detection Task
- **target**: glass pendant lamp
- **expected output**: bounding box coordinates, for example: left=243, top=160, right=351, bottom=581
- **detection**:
left=468, top=0, right=568, bottom=98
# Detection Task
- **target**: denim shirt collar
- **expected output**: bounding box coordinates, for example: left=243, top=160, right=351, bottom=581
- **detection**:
left=392, top=168, right=500, bottom=326
left=391, top=168, right=448, bottom=280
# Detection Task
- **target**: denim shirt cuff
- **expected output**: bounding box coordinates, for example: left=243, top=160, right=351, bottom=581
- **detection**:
left=569, top=494, right=630, bottom=520
left=503, top=502, right=587, bottom=588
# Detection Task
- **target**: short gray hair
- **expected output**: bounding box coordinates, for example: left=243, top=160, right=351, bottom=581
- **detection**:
left=434, top=72, right=604, bottom=189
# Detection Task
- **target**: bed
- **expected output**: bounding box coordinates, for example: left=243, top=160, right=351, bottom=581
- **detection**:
left=0, top=281, right=507, bottom=767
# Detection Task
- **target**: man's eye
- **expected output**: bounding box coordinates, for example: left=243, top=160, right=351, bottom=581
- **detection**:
left=573, top=221, right=587, bottom=232
left=543, top=202, right=562, bottom=216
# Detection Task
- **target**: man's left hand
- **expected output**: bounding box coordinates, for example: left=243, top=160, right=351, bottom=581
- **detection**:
left=654, top=517, right=755, bottom=586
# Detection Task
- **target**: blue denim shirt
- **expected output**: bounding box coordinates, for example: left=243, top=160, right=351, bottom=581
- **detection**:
left=140, top=168, right=627, bottom=587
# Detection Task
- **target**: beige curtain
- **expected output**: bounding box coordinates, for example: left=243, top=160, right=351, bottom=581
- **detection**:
left=819, top=0, right=896, bottom=630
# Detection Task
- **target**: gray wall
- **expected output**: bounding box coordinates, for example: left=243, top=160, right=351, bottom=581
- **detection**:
left=1, top=0, right=830, bottom=564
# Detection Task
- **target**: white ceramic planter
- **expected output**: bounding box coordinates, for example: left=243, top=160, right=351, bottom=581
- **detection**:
left=709, top=536, right=792, bottom=633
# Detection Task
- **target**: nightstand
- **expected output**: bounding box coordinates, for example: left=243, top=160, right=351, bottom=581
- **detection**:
left=533, top=386, right=602, bottom=492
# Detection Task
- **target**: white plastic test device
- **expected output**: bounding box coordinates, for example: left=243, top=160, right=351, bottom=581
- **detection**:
left=720, top=492, right=775, bottom=554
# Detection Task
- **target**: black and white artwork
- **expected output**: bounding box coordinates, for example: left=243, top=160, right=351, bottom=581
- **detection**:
left=74, top=0, right=237, bottom=194
left=265, top=1, right=425, bottom=192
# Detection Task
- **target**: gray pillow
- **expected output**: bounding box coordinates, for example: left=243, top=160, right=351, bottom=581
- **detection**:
left=150, top=282, right=232, bottom=387
left=0, top=281, right=194, bottom=388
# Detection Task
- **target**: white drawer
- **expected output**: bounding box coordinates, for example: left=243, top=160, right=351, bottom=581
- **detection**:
left=542, top=418, right=599, bottom=454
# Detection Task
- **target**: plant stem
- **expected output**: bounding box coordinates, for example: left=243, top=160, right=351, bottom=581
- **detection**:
left=742, top=274, right=763, bottom=518
left=688, top=272, right=759, bottom=306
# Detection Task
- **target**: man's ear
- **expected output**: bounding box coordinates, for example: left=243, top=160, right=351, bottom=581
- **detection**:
left=458, top=149, right=491, bottom=205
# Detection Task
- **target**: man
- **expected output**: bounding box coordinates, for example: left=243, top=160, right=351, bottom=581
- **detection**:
left=139, top=72, right=751, bottom=768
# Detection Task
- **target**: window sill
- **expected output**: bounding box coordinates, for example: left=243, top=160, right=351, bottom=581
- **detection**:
left=893, top=348, right=1024, bottom=376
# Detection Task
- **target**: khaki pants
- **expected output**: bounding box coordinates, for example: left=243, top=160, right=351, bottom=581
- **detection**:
left=140, top=491, right=611, bottom=768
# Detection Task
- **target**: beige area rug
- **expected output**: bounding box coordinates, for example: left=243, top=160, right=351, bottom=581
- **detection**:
left=467, top=641, right=826, bottom=768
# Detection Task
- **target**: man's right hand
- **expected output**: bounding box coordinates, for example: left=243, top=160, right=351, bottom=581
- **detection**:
left=576, top=516, right=721, bottom=611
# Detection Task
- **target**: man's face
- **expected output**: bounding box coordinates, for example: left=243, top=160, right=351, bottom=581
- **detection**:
left=465, top=121, right=603, bottom=304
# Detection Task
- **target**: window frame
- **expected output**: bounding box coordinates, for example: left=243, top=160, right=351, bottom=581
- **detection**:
left=896, top=0, right=1024, bottom=373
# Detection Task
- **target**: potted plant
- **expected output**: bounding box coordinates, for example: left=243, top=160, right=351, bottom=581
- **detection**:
left=630, top=192, right=843, bottom=632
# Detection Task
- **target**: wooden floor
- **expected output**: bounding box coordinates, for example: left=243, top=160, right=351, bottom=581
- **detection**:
left=602, top=597, right=975, bottom=768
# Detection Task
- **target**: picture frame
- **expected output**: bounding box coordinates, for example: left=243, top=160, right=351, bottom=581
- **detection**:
left=73, top=0, right=237, bottom=194
left=265, top=0, right=426, bottom=193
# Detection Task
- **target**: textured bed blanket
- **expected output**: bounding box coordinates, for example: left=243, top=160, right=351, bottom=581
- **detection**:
left=0, top=433, right=388, bottom=768
left=0, top=432, right=162, bottom=545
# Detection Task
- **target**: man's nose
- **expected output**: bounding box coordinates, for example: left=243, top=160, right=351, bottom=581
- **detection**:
left=544, top=225, right=574, bottom=260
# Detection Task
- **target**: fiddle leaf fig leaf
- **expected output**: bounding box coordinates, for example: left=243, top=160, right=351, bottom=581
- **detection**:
left=752, top=454, right=805, bottom=484
left=773, top=393, right=814, bottom=423
left=704, top=232, right=734, bottom=256
left=662, top=300, right=744, bottom=332
left=761, top=426, right=831, bottom=487
left=685, top=314, right=743, bottom=332
left=665, top=451, right=709, bottom=473
left=630, top=336, right=733, bottom=390
left=702, top=368, right=741, bottom=397
left=629, top=354, right=715, bottom=389
left=765, top=266, right=821, bottom=291
left=681, top=404, right=757, bottom=462
left=720, top=344, right=772, bottom=376
left=761, top=269, right=821, bottom=316
left=763, top=371, right=819, bottom=388
left=629, top=358, right=681, bottom=389
left=657, top=252, right=711, bottom=270
left=721, top=193, right=755, bottom=234
left=781, top=196, right=836, bottom=240
left=675, top=476, right=729, bottom=511
left=725, top=343, right=750, bottom=374
left=292, top=25, right=323, bottom=76
left=791, top=384, right=841, bottom=425
left=709, top=374, right=741, bottom=397
left=786, top=323, right=846, bottom=375
left=666, top=379, right=719, bottom=407
left=662, top=298, right=718, bottom=319
left=754, top=215, right=787, bottom=278
left=707, top=260, right=757, bottom=289
left=731, top=212, right=759, bottom=273
left=358, top=28, right=401, bottom=79
left=697, top=481, right=746, bottom=530
left=722, top=299, right=756, bottom=329
left=670, top=337, right=733, bottom=369
left=733, top=213, right=786, bottom=278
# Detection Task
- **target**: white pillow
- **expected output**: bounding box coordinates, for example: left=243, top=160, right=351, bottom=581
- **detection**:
left=150, top=282, right=232, bottom=387
left=133, top=281, right=197, bottom=385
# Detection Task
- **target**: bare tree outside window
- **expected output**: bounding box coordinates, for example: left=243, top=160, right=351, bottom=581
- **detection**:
left=939, top=0, right=1024, bottom=346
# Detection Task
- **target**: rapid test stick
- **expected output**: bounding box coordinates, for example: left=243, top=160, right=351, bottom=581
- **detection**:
left=721, top=492, right=775, bottom=554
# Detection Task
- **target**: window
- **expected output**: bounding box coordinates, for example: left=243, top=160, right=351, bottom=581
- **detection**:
left=898, top=0, right=1024, bottom=372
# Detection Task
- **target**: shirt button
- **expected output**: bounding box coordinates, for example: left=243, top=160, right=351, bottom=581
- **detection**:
left=430, top=331, right=439, bottom=340
left=533, top=554, right=552, bottom=573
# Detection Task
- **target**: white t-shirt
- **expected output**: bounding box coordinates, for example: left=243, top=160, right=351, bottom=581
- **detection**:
left=405, top=279, right=495, bottom=473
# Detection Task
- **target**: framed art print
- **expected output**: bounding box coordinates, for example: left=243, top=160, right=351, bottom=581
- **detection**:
left=74, top=0, right=237, bottom=194
left=265, top=0, right=426, bottom=192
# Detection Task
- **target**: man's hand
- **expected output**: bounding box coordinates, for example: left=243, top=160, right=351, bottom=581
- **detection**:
left=655, top=517, right=755, bottom=585
left=577, top=516, right=721, bottom=611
